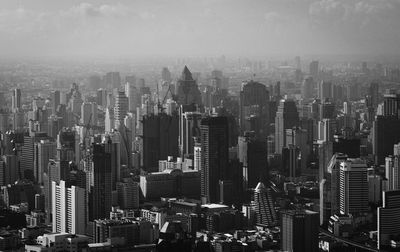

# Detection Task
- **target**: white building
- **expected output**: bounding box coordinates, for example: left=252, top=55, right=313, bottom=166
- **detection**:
left=52, top=181, right=87, bottom=235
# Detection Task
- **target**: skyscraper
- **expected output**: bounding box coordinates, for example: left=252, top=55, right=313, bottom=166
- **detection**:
left=372, top=116, right=400, bottom=165
left=318, top=81, right=332, bottom=102
left=339, top=159, right=368, bottom=215
left=275, top=99, right=299, bottom=154
left=12, top=89, right=21, bottom=112
left=114, top=91, right=128, bottom=129
left=161, top=67, right=172, bottom=82
left=34, top=140, right=57, bottom=184
left=200, top=116, right=229, bottom=203
left=50, top=90, right=60, bottom=115
left=89, top=143, right=112, bottom=220
left=309, top=61, right=319, bottom=79
left=239, top=80, right=270, bottom=139
left=377, top=190, right=400, bottom=249
left=176, top=66, right=201, bottom=106
left=104, top=72, right=121, bottom=90
left=52, top=180, right=86, bottom=235
left=125, top=82, right=139, bottom=112
left=179, top=111, right=202, bottom=158
left=253, top=182, right=277, bottom=227
left=281, top=210, right=319, bottom=252
left=238, top=132, right=268, bottom=189
left=301, top=76, right=314, bottom=100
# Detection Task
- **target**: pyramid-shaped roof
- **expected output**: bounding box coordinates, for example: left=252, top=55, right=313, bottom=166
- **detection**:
left=181, top=65, right=193, bottom=81
left=255, top=182, right=266, bottom=192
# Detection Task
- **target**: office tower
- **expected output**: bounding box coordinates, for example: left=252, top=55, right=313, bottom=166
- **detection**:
left=281, top=210, right=319, bottom=252
left=12, top=89, right=21, bottom=112
left=377, top=190, right=400, bottom=249
left=142, top=113, right=179, bottom=172
left=103, top=134, right=121, bottom=190
left=116, top=178, right=140, bottom=209
left=318, top=118, right=337, bottom=142
left=125, top=82, right=139, bottom=112
left=372, top=116, right=400, bottom=165
left=385, top=152, right=400, bottom=191
left=50, top=90, right=60, bottom=115
left=52, top=180, right=86, bottom=235
left=339, top=159, right=368, bottom=215
left=238, top=132, right=268, bottom=189
left=275, top=99, right=299, bottom=154
left=319, top=101, right=335, bottom=119
left=81, top=102, right=94, bottom=125
left=21, top=134, right=50, bottom=180
left=253, top=182, right=277, bottom=227
left=57, top=128, right=79, bottom=164
left=179, top=111, right=202, bottom=158
left=0, top=113, right=9, bottom=133
left=282, top=145, right=300, bottom=179
left=0, top=92, right=5, bottom=109
left=318, top=81, right=332, bottom=102
left=239, top=80, right=270, bottom=139
left=94, top=219, right=139, bottom=245
left=89, top=143, right=112, bottom=220
left=96, top=89, right=107, bottom=107
left=34, top=140, right=57, bottom=184
left=105, top=107, right=114, bottom=132
left=285, top=127, right=311, bottom=174
left=200, top=116, right=229, bottom=203
left=301, top=76, right=314, bottom=100
left=104, top=72, right=121, bottom=89
left=343, top=101, right=351, bottom=115
left=161, top=67, right=172, bottom=82
left=1, top=155, right=18, bottom=186
left=369, top=82, right=380, bottom=109
left=114, top=91, right=128, bottom=129
left=309, top=61, right=319, bottom=79
left=176, top=66, right=201, bottom=106
left=382, top=93, right=400, bottom=117
left=193, top=141, right=201, bottom=171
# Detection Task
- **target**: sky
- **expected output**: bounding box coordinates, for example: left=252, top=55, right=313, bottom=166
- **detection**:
left=0, top=0, right=399, bottom=59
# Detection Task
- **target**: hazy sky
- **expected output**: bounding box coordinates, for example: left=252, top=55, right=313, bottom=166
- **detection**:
left=1, top=0, right=399, bottom=58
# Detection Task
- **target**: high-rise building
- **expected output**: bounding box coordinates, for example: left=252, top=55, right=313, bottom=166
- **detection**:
left=81, top=102, right=97, bottom=126
left=125, top=82, right=139, bottom=112
left=97, top=89, right=107, bottom=107
left=309, top=61, right=319, bottom=79
left=239, top=81, right=270, bottom=139
left=253, top=182, right=277, bottom=227
left=238, top=132, right=268, bottom=189
left=161, top=67, right=172, bottom=82
left=105, top=107, right=114, bottom=132
left=114, top=91, right=128, bottom=129
left=34, top=140, right=57, bottom=184
left=301, top=77, right=314, bottom=100
left=179, top=111, right=202, bottom=158
left=275, top=99, right=299, bottom=154
left=200, top=116, right=229, bottom=203
left=385, top=156, right=400, bottom=191
left=52, top=180, right=86, bottom=235
left=50, top=90, right=60, bottom=115
left=372, top=116, right=400, bottom=165
left=104, top=72, right=121, bottom=90
left=116, top=178, right=140, bottom=210
left=339, top=159, right=368, bottom=215
left=89, top=143, right=112, bottom=220
left=318, top=118, right=338, bottom=142
left=285, top=127, right=310, bottom=174
left=12, top=89, right=21, bottom=112
left=369, top=82, right=380, bottom=109
left=176, top=66, right=201, bottom=106
left=282, top=145, right=300, bottom=179
left=377, top=190, right=400, bottom=249
left=142, top=113, right=179, bottom=172
left=382, top=93, right=400, bottom=118
left=281, top=210, right=319, bottom=252
left=318, top=81, right=332, bottom=102
left=1, top=155, right=18, bottom=186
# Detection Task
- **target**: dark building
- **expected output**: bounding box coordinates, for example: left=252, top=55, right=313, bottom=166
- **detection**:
left=253, top=182, right=277, bottom=227
left=200, top=116, right=229, bottom=203
left=275, top=99, right=299, bottom=154
left=142, top=113, right=179, bottom=172
left=373, top=116, right=400, bottom=165
left=89, top=143, right=112, bottom=221
left=50, top=90, right=60, bottom=115
left=281, top=210, right=319, bottom=252
left=176, top=66, right=202, bottom=106
left=238, top=131, right=268, bottom=189
left=239, top=81, right=270, bottom=139
left=333, top=136, right=360, bottom=158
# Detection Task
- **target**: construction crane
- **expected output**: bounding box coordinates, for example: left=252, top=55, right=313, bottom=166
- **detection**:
left=157, top=83, right=173, bottom=113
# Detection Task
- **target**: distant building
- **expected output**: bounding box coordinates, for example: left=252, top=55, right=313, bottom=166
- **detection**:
left=275, top=99, right=299, bottom=154
left=253, top=182, right=277, bottom=227
left=176, top=66, right=201, bottom=106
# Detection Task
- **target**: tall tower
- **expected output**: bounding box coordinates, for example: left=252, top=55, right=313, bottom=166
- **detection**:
left=34, top=140, right=57, bottom=184
left=301, top=77, right=314, bottom=100
left=50, top=90, right=60, bottom=115
left=52, top=180, right=86, bottom=235
left=179, top=111, right=202, bottom=158
left=253, top=182, right=277, bottom=227
left=281, top=210, right=319, bottom=252
left=318, top=81, right=332, bottom=102
left=125, top=82, right=139, bottom=112
left=275, top=99, right=299, bottom=154
left=12, top=88, right=21, bottom=112
left=114, top=91, right=128, bottom=129
left=377, top=190, right=400, bottom=249
left=339, top=159, right=368, bottom=215
left=239, top=80, right=270, bottom=139
left=176, top=66, right=201, bottom=106
left=309, top=60, right=319, bottom=79
left=200, top=116, right=229, bottom=203
left=89, top=143, right=112, bottom=221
